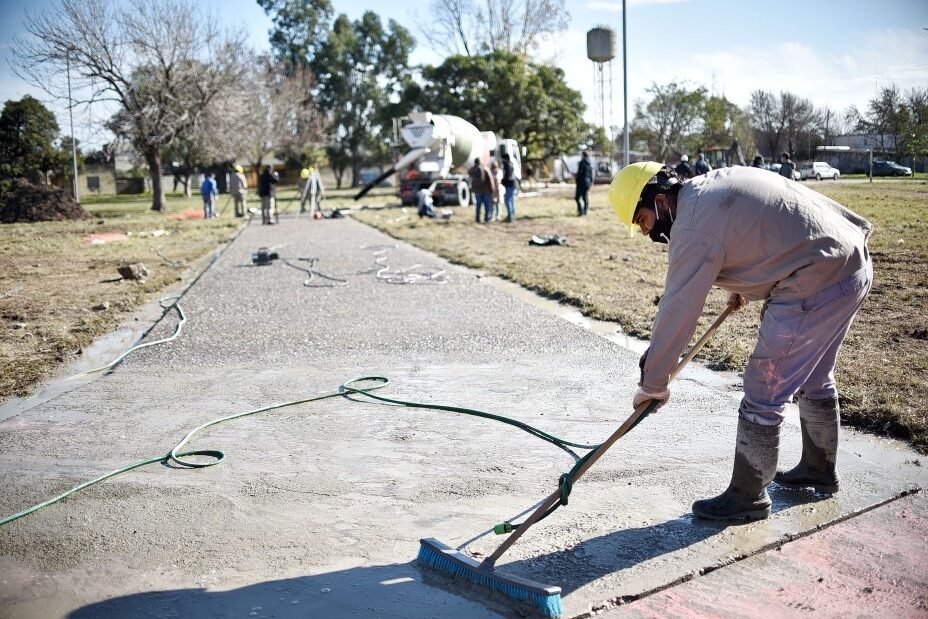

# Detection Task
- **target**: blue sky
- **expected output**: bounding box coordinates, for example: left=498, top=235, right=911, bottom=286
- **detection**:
left=2, top=0, right=927, bottom=149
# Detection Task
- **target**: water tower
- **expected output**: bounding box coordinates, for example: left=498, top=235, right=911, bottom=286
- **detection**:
left=586, top=26, right=616, bottom=155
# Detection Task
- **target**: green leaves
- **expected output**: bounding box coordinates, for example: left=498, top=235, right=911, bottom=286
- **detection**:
left=0, top=96, right=64, bottom=191
left=304, top=11, right=415, bottom=186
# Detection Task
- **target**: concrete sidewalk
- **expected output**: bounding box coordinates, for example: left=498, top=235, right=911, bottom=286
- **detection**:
left=604, top=489, right=927, bottom=618
left=0, top=214, right=925, bottom=618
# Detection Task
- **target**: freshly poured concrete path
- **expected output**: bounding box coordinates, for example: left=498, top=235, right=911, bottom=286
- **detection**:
left=0, top=215, right=924, bottom=618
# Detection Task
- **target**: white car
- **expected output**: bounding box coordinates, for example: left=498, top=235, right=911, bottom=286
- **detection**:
left=799, top=161, right=841, bottom=181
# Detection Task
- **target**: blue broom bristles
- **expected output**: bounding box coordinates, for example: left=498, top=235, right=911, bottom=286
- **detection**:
left=417, top=540, right=563, bottom=617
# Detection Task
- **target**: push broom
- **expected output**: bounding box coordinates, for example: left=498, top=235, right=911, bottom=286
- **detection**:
left=417, top=305, right=737, bottom=617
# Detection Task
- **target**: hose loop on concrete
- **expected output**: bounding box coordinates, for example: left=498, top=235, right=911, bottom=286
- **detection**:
left=0, top=376, right=601, bottom=528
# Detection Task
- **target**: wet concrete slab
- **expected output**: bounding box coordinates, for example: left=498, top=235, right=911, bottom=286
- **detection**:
left=0, top=215, right=925, bottom=618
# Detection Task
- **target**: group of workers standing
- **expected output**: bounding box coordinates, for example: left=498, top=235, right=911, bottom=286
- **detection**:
left=198, top=164, right=324, bottom=225
left=454, top=155, right=519, bottom=223
left=420, top=155, right=519, bottom=222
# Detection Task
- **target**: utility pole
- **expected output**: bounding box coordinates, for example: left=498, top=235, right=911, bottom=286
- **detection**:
left=66, top=54, right=79, bottom=204
left=622, top=0, right=629, bottom=168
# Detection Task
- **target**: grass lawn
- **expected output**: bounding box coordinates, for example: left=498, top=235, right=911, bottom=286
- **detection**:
left=0, top=192, right=241, bottom=399
left=350, top=179, right=928, bottom=453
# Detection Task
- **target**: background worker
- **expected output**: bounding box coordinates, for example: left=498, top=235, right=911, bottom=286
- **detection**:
left=501, top=153, right=518, bottom=222
left=200, top=172, right=218, bottom=218
left=490, top=161, right=503, bottom=221
left=417, top=185, right=436, bottom=218
left=298, top=168, right=310, bottom=213
left=468, top=157, right=495, bottom=223
left=230, top=164, right=248, bottom=217
left=779, top=151, right=796, bottom=180
left=306, top=166, right=324, bottom=218
left=608, top=163, right=872, bottom=522
left=674, top=154, right=693, bottom=179
left=575, top=151, right=594, bottom=216
left=258, top=165, right=278, bottom=225
left=694, top=151, right=712, bottom=176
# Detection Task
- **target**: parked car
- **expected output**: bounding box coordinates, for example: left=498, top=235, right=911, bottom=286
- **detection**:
left=767, top=162, right=801, bottom=181
left=869, top=160, right=912, bottom=177
left=356, top=168, right=393, bottom=187
left=799, top=161, right=841, bottom=181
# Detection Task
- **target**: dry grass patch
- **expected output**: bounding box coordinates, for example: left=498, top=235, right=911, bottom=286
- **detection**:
left=0, top=192, right=241, bottom=399
left=351, top=181, right=928, bottom=452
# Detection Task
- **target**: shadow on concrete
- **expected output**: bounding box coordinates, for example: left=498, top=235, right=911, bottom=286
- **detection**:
left=499, top=488, right=825, bottom=596
left=68, top=561, right=512, bottom=619
left=68, top=493, right=825, bottom=619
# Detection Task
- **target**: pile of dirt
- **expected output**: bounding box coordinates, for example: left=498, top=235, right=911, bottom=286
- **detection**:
left=0, top=179, right=90, bottom=223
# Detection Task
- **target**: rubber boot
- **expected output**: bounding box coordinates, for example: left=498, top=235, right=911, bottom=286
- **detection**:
left=692, top=416, right=780, bottom=521
left=774, top=396, right=840, bottom=493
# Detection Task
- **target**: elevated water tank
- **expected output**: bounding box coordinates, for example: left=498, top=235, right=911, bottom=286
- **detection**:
left=586, top=27, right=616, bottom=63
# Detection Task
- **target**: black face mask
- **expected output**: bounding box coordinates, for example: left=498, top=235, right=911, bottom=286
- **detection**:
left=648, top=218, right=673, bottom=244
left=647, top=202, right=674, bottom=244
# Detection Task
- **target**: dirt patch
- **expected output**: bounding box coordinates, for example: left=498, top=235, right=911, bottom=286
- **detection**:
left=0, top=180, right=89, bottom=224
left=0, top=192, right=241, bottom=400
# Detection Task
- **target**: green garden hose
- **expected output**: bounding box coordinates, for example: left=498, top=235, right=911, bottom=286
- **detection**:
left=0, top=376, right=631, bottom=528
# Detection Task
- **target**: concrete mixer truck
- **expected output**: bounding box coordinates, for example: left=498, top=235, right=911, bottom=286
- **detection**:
left=354, top=111, right=522, bottom=206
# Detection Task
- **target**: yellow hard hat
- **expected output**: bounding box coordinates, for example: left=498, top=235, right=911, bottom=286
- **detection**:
left=608, top=161, right=664, bottom=226
left=234, top=164, right=244, bottom=174
left=300, top=168, right=310, bottom=179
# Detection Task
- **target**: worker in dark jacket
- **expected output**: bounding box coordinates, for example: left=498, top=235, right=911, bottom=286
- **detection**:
left=575, top=151, right=594, bottom=216
left=258, top=165, right=278, bottom=225
left=675, top=154, right=693, bottom=179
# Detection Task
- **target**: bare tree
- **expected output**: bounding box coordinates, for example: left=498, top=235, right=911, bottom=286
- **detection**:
left=222, top=56, right=327, bottom=177
left=424, top=0, right=569, bottom=57
left=749, top=90, right=820, bottom=158
left=15, top=0, right=248, bottom=211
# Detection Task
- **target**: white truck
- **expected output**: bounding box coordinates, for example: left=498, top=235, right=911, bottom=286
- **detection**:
left=354, top=112, right=521, bottom=206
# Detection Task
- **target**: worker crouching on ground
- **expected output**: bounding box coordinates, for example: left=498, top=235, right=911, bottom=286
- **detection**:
left=608, top=163, right=873, bottom=522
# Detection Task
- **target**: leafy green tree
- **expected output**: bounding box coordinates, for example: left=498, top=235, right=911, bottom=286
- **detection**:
left=0, top=95, right=63, bottom=192
left=633, top=82, right=707, bottom=162
left=855, top=85, right=928, bottom=162
left=53, top=135, right=83, bottom=184
left=905, top=88, right=928, bottom=164
left=410, top=52, right=587, bottom=164
left=583, top=125, right=612, bottom=155
left=257, top=0, right=333, bottom=72
left=311, top=12, right=414, bottom=187
left=692, top=95, right=756, bottom=164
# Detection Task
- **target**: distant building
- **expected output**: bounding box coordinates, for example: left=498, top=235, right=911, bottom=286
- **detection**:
left=79, top=163, right=117, bottom=196
left=832, top=133, right=897, bottom=152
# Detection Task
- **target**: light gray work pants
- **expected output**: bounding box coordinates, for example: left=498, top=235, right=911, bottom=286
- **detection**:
left=740, top=260, right=872, bottom=426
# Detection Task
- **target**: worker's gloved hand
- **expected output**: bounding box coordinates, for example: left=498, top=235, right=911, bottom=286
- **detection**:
left=638, top=347, right=649, bottom=386
left=727, top=292, right=748, bottom=312
left=633, top=386, right=670, bottom=411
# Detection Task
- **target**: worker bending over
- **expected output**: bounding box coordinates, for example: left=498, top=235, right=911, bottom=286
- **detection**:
left=609, top=163, right=872, bottom=522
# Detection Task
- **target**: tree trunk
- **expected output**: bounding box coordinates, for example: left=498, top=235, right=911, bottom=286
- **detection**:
left=183, top=155, right=194, bottom=197
left=146, top=149, right=167, bottom=212
left=351, top=161, right=361, bottom=188
left=333, top=166, right=344, bottom=189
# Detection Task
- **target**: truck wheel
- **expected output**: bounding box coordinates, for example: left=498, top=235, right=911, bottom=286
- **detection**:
left=457, top=181, right=470, bottom=207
